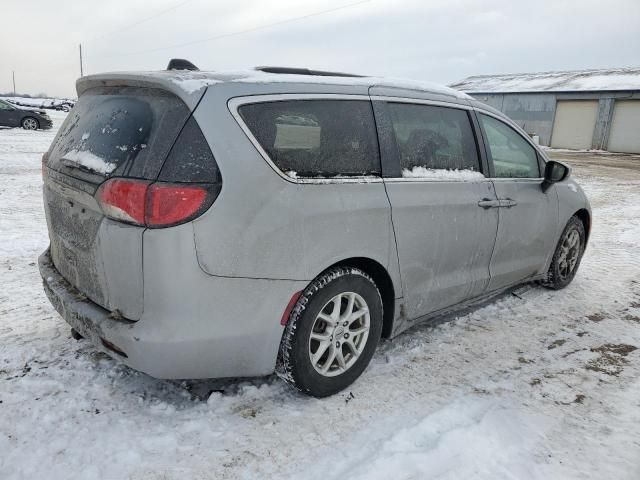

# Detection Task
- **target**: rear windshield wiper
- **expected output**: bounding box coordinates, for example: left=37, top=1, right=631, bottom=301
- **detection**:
left=59, top=158, right=104, bottom=176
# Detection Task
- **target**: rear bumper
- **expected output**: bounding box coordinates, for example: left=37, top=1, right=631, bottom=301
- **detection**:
left=40, top=248, right=138, bottom=362
left=39, top=248, right=307, bottom=379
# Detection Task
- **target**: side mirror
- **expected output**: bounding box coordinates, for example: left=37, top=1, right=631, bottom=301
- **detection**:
left=542, top=160, right=570, bottom=192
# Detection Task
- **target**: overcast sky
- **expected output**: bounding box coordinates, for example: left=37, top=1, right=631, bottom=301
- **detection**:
left=2, top=0, right=639, bottom=98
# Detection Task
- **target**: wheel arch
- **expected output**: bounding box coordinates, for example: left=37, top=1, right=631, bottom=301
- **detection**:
left=318, top=257, right=396, bottom=339
left=574, top=208, right=591, bottom=242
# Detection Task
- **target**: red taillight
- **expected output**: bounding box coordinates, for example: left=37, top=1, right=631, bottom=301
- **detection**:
left=146, top=183, right=208, bottom=227
left=96, top=178, right=211, bottom=228
left=98, top=178, right=149, bottom=225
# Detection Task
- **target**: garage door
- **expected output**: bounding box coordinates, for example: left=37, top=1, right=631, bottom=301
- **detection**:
left=607, top=101, right=640, bottom=154
left=550, top=100, right=598, bottom=149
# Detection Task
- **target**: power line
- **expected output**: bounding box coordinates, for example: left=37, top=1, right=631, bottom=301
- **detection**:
left=102, top=0, right=371, bottom=58
left=87, top=0, right=194, bottom=43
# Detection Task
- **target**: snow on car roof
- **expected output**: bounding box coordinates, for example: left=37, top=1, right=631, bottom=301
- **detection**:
left=78, top=68, right=472, bottom=102
left=450, top=67, right=640, bottom=93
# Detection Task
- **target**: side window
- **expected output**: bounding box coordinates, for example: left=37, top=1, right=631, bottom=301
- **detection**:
left=387, top=103, right=482, bottom=178
left=239, top=100, right=380, bottom=178
left=0, top=100, right=14, bottom=110
left=479, top=114, right=540, bottom=178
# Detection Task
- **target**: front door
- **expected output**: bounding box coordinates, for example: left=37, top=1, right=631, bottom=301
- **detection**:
left=477, top=112, right=559, bottom=291
left=376, top=100, right=499, bottom=320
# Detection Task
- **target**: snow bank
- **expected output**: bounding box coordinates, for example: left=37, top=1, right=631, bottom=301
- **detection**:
left=2, top=96, right=74, bottom=107
left=331, top=399, right=551, bottom=480
left=63, top=150, right=117, bottom=174
left=402, top=166, right=485, bottom=180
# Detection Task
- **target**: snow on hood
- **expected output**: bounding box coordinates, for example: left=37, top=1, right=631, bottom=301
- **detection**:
left=450, top=67, right=640, bottom=93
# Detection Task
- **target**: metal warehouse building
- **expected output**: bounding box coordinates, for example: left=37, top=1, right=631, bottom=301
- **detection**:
left=450, top=68, right=640, bottom=153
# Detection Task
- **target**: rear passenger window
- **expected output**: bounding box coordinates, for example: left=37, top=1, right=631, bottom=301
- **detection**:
left=238, top=100, right=380, bottom=178
left=387, top=103, right=482, bottom=178
left=479, top=114, right=540, bottom=178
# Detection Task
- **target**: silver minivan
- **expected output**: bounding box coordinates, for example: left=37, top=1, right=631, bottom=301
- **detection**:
left=39, top=65, right=591, bottom=397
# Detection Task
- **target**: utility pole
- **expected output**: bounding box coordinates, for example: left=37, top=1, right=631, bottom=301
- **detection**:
left=12, top=71, right=16, bottom=95
left=79, top=44, right=84, bottom=77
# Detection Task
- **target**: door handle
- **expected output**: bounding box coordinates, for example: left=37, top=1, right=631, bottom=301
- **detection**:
left=478, top=198, right=501, bottom=209
left=499, top=198, right=518, bottom=208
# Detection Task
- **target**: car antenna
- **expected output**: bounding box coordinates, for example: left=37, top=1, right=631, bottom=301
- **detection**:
left=166, top=59, right=199, bottom=71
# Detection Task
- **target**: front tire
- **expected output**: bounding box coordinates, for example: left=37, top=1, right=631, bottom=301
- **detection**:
left=22, top=117, right=39, bottom=130
left=277, top=267, right=383, bottom=397
left=544, top=216, right=586, bottom=290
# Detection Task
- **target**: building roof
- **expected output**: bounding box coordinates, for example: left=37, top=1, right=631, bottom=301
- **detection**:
left=450, top=67, right=640, bottom=93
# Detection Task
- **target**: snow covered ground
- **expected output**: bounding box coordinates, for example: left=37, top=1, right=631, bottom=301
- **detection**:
left=1, top=96, right=74, bottom=108
left=1, top=115, right=639, bottom=479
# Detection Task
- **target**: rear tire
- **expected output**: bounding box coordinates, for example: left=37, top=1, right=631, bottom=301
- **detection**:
left=277, top=267, right=383, bottom=397
left=22, top=117, right=39, bottom=130
left=543, top=216, right=586, bottom=290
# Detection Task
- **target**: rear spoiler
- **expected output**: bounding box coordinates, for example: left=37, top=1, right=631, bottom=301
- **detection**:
left=76, top=70, right=211, bottom=111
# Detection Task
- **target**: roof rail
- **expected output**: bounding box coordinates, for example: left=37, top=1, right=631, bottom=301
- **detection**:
left=255, top=66, right=364, bottom=78
left=167, top=59, right=199, bottom=71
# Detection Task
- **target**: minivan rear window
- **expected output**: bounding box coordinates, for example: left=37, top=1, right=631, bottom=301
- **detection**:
left=239, top=100, right=380, bottom=178
left=47, top=86, right=191, bottom=182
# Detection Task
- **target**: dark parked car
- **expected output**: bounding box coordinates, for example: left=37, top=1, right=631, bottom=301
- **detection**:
left=0, top=99, right=52, bottom=130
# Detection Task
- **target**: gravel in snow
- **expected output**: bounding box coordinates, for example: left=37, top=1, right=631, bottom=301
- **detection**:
left=1, top=114, right=639, bottom=479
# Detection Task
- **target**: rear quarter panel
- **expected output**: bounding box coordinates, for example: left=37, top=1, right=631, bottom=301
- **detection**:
left=190, top=86, right=400, bottom=289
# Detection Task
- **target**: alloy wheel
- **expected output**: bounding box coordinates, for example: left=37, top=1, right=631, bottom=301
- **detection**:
left=308, top=292, right=370, bottom=377
left=23, top=118, right=38, bottom=130
left=558, top=228, right=581, bottom=280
